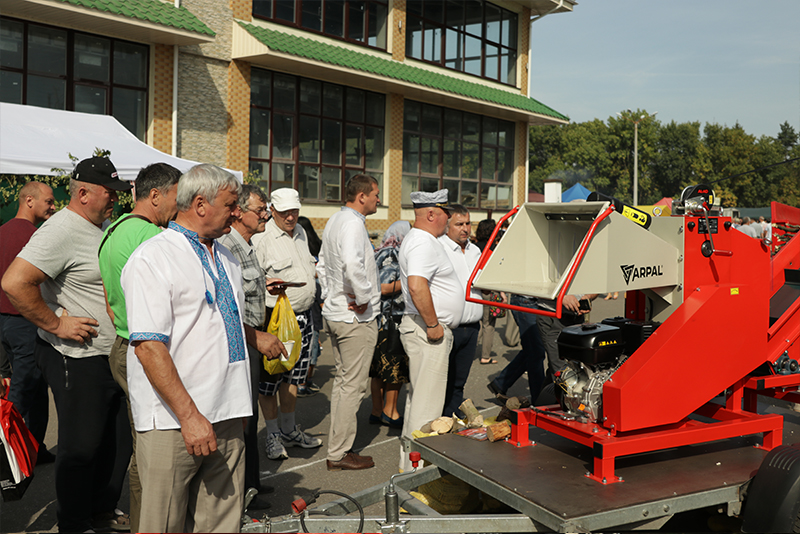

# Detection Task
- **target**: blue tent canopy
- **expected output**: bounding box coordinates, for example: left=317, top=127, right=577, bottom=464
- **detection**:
left=561, top=183, right=591, bottom=202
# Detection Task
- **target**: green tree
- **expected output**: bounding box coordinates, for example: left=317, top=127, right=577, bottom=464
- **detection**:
left=776, top=144, right=800, bottom=206
left=777, top=121, right=798, bottom=156
left=700, top=123, right=757, bottom=207
left=650, top=121, right=702, bottom=201
left=607, top=110, right=661, bottom=204
left=528, top=116, right=800, bottom=210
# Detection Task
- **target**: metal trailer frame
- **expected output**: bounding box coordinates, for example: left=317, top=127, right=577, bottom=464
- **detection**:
left=243, top=408, right=800, bottom=533
left=241, top=463, right=734, bottom=533
left=241, top=465, right=542, bottom=533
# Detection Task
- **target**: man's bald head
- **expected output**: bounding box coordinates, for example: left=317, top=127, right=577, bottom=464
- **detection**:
left=16, top=182, right=55, bottom=224
left=18, top=182, right=48, bottom=204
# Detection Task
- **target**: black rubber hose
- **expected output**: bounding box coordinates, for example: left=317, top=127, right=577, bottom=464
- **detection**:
left=300, top=489, right=365, bottom=534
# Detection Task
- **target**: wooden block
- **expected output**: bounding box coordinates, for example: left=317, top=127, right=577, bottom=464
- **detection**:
left=487, top=420, right=511, bottom=442
left=459, top=398, right=485, bottom=428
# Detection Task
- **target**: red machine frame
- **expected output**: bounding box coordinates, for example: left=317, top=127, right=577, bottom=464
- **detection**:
left=466, top=203, right=800, bottom=484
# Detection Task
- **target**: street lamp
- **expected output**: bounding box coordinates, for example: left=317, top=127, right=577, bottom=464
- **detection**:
left=617, top=110, right=658, bottom=206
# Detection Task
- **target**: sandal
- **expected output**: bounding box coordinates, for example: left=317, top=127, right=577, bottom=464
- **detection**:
left=479, top=358, right=498, bottom=365
left=93, top=509, right=131, bottom=532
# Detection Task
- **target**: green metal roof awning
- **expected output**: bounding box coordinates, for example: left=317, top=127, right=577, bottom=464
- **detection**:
left=4, top=0, right=215, bottom=45
left=234, top=22, right=568, bottom=125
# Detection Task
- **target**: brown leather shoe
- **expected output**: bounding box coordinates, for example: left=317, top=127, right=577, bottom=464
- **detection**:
left=326, top=451, right=375, bottom=471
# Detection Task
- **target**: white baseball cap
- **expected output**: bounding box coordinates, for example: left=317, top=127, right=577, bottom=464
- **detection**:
left=270, top=188, right=301, bottom=212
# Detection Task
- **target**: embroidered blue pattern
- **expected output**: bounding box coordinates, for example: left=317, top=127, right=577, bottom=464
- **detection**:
left=130, top=332, right=170, bottom=343
left=169, top=221, right=246, bottom=364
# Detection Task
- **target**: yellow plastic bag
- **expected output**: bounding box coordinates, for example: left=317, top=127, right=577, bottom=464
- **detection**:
left=263, top=293, right=302, bottom=375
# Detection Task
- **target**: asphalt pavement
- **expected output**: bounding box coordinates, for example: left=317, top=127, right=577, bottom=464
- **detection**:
left=0, top=300, right=625, bottom=533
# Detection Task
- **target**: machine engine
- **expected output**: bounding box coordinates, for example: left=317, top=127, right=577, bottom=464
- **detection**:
left=554, top=319, right=658, bottom=422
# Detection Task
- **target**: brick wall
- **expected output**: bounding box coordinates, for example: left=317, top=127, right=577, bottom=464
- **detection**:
left=392, top=0, right=406, bottom=62
left=516, top=120, right=528, bottom=206
left=151, top=44, right=173, bottom=154
left=377, top=92, right=406, bottom=231
left=177, top=54, right=229, bottom=165
left=519, top=7, right=530, bottom=96
left=229, top=0, right=251, bottom=21
left=226, top=60, right=251, bottom=172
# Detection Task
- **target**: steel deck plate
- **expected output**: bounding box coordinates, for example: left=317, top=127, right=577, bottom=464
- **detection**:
left=413, top=409, right=800, bottom=531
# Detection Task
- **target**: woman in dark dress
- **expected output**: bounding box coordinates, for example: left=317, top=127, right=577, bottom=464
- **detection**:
left=369, top=220, right=411, bottom=428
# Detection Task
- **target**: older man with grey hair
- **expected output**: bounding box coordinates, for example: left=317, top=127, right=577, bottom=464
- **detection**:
left=218, top=183, right=272, bottom=507
left=121, top=164, right=285, bottom=532
left=253, top=188, right=322, bottom=462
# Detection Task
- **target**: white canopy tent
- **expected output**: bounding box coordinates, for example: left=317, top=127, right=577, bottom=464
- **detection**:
left=0, top=102, right=243, bottom=182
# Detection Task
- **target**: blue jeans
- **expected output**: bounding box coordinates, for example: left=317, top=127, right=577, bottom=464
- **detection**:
left=0, top=313, right=49, bottom=445
left=492, top=295, right=547, bottom=402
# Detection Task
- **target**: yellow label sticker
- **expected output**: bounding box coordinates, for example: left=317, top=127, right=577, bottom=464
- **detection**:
left=731, top=288, right=740, bottom=295
left=578, top=404, right=586, bottom=411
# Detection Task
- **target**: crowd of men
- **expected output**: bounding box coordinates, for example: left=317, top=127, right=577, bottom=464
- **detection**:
left=0, top=158, right=546, bottom=532
left=733, top=215, right=772, bottom=241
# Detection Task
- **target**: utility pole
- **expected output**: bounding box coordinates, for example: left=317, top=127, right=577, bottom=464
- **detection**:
left=617, top=110, right=658, bottom=206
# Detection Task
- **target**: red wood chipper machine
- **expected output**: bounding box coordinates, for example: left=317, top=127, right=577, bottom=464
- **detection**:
left=467, top=185, right=800, bottom=487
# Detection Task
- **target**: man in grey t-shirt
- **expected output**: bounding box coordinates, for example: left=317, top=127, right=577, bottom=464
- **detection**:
left=2, top=157, right=134, bottom=532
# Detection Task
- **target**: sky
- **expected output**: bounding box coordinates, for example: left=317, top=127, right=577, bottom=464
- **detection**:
left=528, top=0, right=800, bottom=139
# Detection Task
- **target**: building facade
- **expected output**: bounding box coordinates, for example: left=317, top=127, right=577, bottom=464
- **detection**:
left=1, top=0, right=572, bottom=235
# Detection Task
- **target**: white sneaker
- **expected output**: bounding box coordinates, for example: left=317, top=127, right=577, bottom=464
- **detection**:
left=266, top=432, right=288, bottom=460
left=280, top=425, right=322, bottom=449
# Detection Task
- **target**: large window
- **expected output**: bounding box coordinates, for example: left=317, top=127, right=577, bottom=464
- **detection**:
left=0, top=17, right=149, bottom=140
left=406, top=0, right=517, bottom=85
left=249, top=68, right=385, bottom=202
left=402, top=100, right=514, bottom=210
left=253, top=0, right=388, bottom=50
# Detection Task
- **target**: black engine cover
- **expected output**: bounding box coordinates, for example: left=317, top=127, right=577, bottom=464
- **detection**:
left=557, top=323, right=624, bottom=366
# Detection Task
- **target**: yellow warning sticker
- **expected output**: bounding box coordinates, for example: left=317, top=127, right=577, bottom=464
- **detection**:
left=731, top=288, right=740, bottom=295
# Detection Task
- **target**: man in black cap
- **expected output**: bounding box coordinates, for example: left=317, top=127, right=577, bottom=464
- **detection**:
left=397, top=189, right=464, bottom=471
left=2, top=156, right=134, bottom=532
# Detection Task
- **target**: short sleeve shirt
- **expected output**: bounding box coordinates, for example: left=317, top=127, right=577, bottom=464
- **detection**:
left=398, top=228, right=464, bottom=328
left=17, top=208, right=116, bottom=357
left=252, top=219, right=316, bottom=312
left=122, top=226, right=252, bottom=431
left=0, top=218, right=37, bottom=314
left=98, top=213, right=161, bottom=339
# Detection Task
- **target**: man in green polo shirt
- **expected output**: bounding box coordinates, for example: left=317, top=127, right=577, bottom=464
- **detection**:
left=98, top=162, right=181, bottom=533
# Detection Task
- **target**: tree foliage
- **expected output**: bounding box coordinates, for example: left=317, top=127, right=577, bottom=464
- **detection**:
left=0, top=147, right=134, bottom=224
left=530, top=115, right=800, bottom=208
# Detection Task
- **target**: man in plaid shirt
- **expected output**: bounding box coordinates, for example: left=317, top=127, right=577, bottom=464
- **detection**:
left=218, top=183, right=271, bottom=509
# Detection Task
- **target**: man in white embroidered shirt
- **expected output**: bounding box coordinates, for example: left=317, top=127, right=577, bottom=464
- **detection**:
left=319, top=174, right=381, bottom=471
left=121, top=164, right=285, bottom=533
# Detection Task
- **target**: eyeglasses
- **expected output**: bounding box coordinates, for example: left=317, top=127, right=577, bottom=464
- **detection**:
left=248, top=205, right=269, bottom=216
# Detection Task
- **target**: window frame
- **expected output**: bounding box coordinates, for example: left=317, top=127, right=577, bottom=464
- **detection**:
left=252, top=0, right=389, bottom=52
left=405, top=0, right=518, bottom=86
left=249, top=67, right=386, bottom=204
left=0, top=16, right=150, bottom=141
left=402, top=99, right=515, bottom=210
